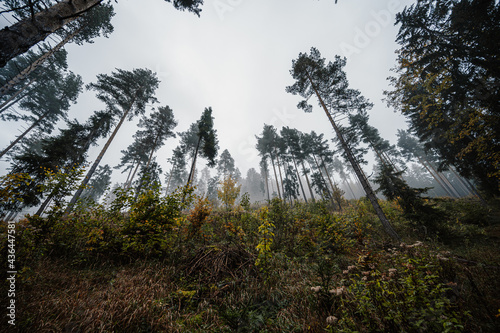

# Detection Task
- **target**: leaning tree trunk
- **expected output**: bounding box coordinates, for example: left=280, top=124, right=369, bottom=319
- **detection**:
left=275, top=152, right=286, bottom=202
left=133, top=133, right=160, bottom=201
left=449, top=166, right=485, bottom=203
left=263, top=167, right=271, bottom=201
left=36, top=191, right=55, bottom=216
left=64, top=102, right=133, bottom=216
left=320, top=155, right=342, bottom=210
left=415, top=155, right=453, bottom=197
left=291, top=153, right=308, bottom=203
left=300, top=160, right=316, bottom=202
left=0, top=112, right=48, bottom=158
left=430, top=164, right=461, bottom=198
left=186, top=136, right=202, bottom=187
left=124, top=160, right=137, bottom=186
left=126, top=159, right=143, bottom=190
left=269, top=155, right=282, bottom=200
left=0, top=0, right=102, bottom=67
left=0, top=27, right=82, bottom=97
left=165, top=163, right=176, bottom=195
left=312, top=152, right=335, bottom=206
left=307, top=73, right=401, bottom=241
left=0, top=79, right=34, bottom=112
left=320, top=155, right=337, bottom=194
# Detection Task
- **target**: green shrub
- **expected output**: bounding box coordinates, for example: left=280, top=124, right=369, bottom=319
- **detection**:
left=121, top=185, right=194, bottom=257
left=331, top=247, right=468, bottom=332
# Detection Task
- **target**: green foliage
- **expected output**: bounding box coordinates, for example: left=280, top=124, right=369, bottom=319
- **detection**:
left=239, top=192, right=251, bottom=211
left=40, top=164, right=87, bottom=214
left=121, top=184, right=194, bottom=257
left=334, top=247, right=468, bottom=332
left=375, top=163, right=441, bottom=232
left=0, top=172, right=32, bottom=213
left=387, top=0, right=500, bottom=195
left=2, top=191, right=497, bottom=332
left=255, top=206, right=275, bottom=273
left=217, top=175, right=241, bottom=210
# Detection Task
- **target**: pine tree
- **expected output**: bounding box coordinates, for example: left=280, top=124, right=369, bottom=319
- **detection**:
left=116, top=137, right=149, bottom=188
left=241, top=167, right=265, bottom=203
left=374, top=163, right=440, bottom=232
left=256, top=124, right=285, bottom=200
left=183, top=107, right=219, bottom=187
left=386, top=0, right=500, bottom=195
left=80, top=164, right=111, bottom=202
left=287, top=47, right=400, bottom=241
left=0, top=44, right=68, bottom=110
left=0, top=3, right=114, bottom=97
left=0, top=69, right=83, bottom=158
left=2, top=112, right=111, bottom=215
left=217, top=149, right=237, bottom=179
left=0, top=0, right=204, bottom=67
left=133, top=105, right=177, bottom=198
left=165, top=146, right=188, bottom=194
left=280, top=127, right=309, bottom=203
left=65, top=68, right=159, bottom=215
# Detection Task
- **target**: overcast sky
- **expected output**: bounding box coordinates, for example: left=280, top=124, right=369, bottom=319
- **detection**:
left=0, top=0, right=416, bottom=184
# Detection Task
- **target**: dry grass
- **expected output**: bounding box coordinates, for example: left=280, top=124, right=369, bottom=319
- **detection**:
left=9, top=259, right=228, bottom=332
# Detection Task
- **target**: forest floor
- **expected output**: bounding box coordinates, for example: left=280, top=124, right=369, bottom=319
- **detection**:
left=1, top=192, right=500, bottom=332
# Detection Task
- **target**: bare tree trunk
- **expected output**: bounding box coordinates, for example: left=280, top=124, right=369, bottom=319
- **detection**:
left=300, top=160, right=315, bottom=202
left=263, top=167, right=270, bottom=201
left=134, top=133, right=160, bottom=201
left=187, top=136, right=202, bottom=186
left=36, top=192, right=54, bottom=216
left=0, top=27, right=82, bottom=97
left=269, top=173, right=275, bottom=198
left=320, top=155, right=336, bottom=192
left=274, top=149, right=286, bottom=201
left=0, top=112, right=47, bottom=158
left=269, top=155, right=282, bottom=200
left=0, top=79, right=33, bottom=112
left=165, top=167, right=174, bottom=195
left=344, top=177, right=356, bottom=199
left=307, top=72, right=400, bottom=241
left=448, top=167, right=487, bottom=204
left=64, top=101, right=133, bottom=216
left=125, top=160, right=137, bottom=186
left=0, top=0, right=102, bottom=67
left=436, top=169, right=461, bottom=197
left=291, top=153, right=308, bottom=203
left=416, top=155, right=453, bottom=197
left=425, top=158, right=459, bottom=197
left=127, top=161, right=142, bottom=189
left=312, top=152, right=335, bottom=206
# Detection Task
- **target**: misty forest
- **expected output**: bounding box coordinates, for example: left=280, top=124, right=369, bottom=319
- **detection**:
left=0, top=0, right=499, bottom=332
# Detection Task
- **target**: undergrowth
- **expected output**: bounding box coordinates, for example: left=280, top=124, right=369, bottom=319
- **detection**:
left=1, top=188, right=499, bottom=332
